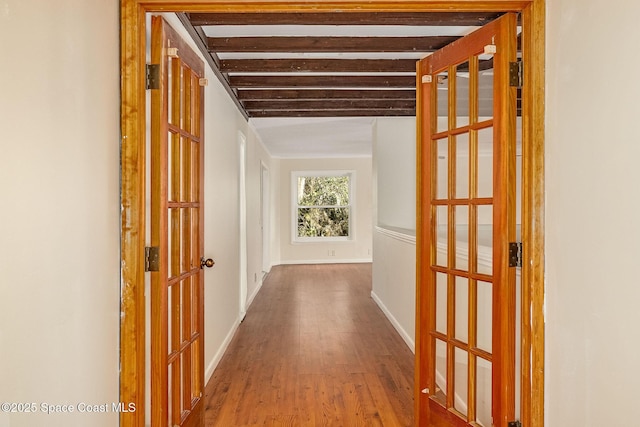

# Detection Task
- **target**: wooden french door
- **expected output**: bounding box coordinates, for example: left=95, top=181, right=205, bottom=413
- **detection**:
left=416, top=13, right=518, bottom=427
left=150, top=16, right=206, bottom=427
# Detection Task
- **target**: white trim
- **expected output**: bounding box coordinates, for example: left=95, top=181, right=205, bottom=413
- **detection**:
left=238, top=132, right=248, bottom=319
left=272, top=153, right=373, bottom=160
left=279, top=258, right=372, bottom=265
left=290, top=239, right=356, bottom=246
left=260, top=161, right=271, bottom=273
left=371, top=291, right=415, bottom=353
left=375, top=225, right=416, bottom=245
left=294, top=235, right=351, bottom=243
left=206, top=272, right=268, bottom=383
left=204, top=318, right=240, bottom=383
left=246, top=274, right=265, bottom=310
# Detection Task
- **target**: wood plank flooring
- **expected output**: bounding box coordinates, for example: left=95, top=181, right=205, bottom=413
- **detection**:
left=203, top=263, right=415, bottom=426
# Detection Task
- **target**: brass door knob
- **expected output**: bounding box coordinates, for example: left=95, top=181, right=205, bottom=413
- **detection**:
left=200, top=258, right=215, bottom=269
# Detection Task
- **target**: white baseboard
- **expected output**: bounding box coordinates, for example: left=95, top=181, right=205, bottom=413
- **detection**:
left=205, top=273, right=270, bottom=383
left=370, top=291, right=415, bottom=354
left=280, top=258, right=373, bottom=265
left=204, top=318, right=240, bottom=383
left=246, top=275, right=265, bottom=310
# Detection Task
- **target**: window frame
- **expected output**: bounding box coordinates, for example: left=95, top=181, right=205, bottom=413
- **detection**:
left=291, top=170, right=355, bottom=243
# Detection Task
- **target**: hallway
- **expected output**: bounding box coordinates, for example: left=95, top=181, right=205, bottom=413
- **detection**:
left=203, top=263, right=414, bottom=426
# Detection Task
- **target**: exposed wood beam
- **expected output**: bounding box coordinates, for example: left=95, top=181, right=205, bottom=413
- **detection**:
left=237, top=88, right=415, bottom=101
left=189, top=12, right=502, bottom=26
left=176, top=13, right=248, bottom=119
left=248, top=109, right=416, bottom=117
left=222, top=58, right=496, bottom=73
left=243, top=99, right=415, bottom=110
left=208, top=36, right=459, bottom=53
left=230, top=75, right=416, bottom=88
left=221, top=58, right=418, bottom=73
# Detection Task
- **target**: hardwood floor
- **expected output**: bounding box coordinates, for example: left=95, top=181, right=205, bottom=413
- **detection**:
left=203, top=263, right=415, bottom=426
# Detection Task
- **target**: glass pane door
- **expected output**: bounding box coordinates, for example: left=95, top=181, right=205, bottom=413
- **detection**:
left=150, top=16, right=206, bottom=427
left=416, top=12, right=519, bottom=427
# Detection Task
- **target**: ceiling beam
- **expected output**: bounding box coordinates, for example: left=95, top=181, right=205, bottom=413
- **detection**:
left=230, top=75, right=416, bottom=88
left=188, top=12, right=502, bottom=26
left=248, top=109, right=416, bottom=118
left=243, top=99, right=415, bottom=110
left=222, top=58, right=497, bottom=73
left=176, top=13, right=248, bottom=119
left=221, top=58, right=418, bottom=73
left=237, top=89, right=416, bottom=101
left=207, top=36, right=459, bottom=53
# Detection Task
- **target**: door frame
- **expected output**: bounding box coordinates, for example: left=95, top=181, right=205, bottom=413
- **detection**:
left=238, top=131, right=248, bottom=319
left=119, top=1, right=545, bottom=426
left=261, top=161, right=271, bottom=274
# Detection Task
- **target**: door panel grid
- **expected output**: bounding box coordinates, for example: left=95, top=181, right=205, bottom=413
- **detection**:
left=416, top=13, right=518, bottom=427
left=151, top=16, right=205, bottom=427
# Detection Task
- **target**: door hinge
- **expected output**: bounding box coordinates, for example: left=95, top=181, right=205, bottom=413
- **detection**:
left=146, top=64, right=160, bottom=90
left=509, top=61, right=523, bottom=88
left=509, top=242, right=523, bottom=268
left=145, top=246, right=160, bottom=272
left=508, top=421, right=522, bottom=427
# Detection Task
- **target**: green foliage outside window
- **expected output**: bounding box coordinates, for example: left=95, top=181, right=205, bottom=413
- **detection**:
left=297, top=176, right=350, bottom=238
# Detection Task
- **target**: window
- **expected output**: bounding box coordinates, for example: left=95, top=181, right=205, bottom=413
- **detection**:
left=292, top=170, right=354, bottom=242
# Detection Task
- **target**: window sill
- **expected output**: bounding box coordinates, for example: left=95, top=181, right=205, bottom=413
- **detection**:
left=292, top=236, right=353, bottom=244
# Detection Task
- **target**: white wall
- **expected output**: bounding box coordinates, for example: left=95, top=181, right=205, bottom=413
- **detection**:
left=199, top=59, right=244, bottom=380
left=0, top=1, right=120, bottom=426
left=371, top=118, right=417, bottom=352
left=375, top=117, right=417, bottom=232
left=245, top=127, right=280, bottom=306
left=372, top=229, right=416, bottom=351
left=0, top=7, right=272, bottom=426
left=545, top=1, right=640, bottom=426
left=278, top=157, right=372, bottom=264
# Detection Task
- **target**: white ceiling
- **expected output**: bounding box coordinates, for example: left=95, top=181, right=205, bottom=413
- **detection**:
left=249, top=116, right=376, bottom=158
